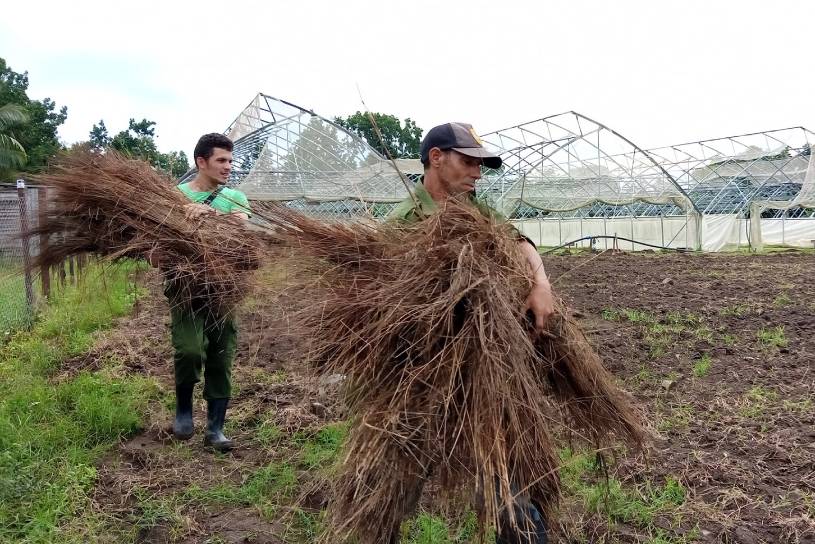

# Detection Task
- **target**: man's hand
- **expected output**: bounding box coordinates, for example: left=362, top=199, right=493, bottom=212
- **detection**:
left=184, top=203, right=216, bottom=222
left=525, top=282, right=555, bottom=333
left=518, top=239, right=555, bottom=333
left=215, top=211, right=249, bottom=227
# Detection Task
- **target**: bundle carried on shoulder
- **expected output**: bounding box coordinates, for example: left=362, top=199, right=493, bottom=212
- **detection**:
left=257, top=200, right=645, bottom=543
left=30, top=150, right=265, bottom=315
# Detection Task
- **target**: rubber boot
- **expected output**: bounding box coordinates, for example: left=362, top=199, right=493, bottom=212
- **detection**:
left=496, top=496, right=548, bottom=544
left=203, top=398, right=234, bottom=452
left=173, top=384, right=195, bottom=440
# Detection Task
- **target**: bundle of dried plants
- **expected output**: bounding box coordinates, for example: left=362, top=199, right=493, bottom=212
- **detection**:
left=30, top=150, right=265, bottom=315
left=255, top=200, right=645, bottom=542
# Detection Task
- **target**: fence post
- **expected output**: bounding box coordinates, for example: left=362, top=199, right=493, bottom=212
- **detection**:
left=16, top=179, right=35, bottom=320
left=37, top=186, right=50, bottom=299
left=58, top=232, right=67, bottom=286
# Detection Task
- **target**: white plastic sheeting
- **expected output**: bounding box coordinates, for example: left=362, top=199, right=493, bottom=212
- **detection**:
left=512, top=216, right=700, bottom=251
left=758, top=218, right=815, bottom=248
left=513, top=215, right=815, bottom=251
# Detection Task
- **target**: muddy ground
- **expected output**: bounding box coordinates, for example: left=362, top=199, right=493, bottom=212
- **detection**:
left=64, top=252, right=815, bottom=543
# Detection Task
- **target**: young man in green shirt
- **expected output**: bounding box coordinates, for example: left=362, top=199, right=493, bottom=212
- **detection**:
left=169, top=133, right=250, bottom=452
left=389, top=123, right=552, bottom=543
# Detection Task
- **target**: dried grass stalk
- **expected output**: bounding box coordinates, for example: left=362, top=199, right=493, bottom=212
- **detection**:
left=255, top=200, right=645, bottom=543
left=30, top=150, right=266, bottom=315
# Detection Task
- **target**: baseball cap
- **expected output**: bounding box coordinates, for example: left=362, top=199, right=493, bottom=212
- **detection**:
left=420, top=122, right=502, bottom=170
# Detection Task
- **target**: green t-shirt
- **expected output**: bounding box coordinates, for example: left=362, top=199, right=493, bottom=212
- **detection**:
left=178, top=184, right=251, bottom=216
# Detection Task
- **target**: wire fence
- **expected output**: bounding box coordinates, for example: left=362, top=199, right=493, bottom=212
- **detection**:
left=0, top=181, right=85, bottom=336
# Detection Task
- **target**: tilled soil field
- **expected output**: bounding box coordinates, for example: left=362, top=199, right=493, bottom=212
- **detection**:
left=65, top=252, right=815, bottom=543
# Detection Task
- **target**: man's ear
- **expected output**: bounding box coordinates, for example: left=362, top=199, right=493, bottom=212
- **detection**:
left=429, top=147, right=444, bottom=168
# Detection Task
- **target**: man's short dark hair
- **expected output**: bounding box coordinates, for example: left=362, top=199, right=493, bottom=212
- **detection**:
left=194, top=133, right=233, bottom=162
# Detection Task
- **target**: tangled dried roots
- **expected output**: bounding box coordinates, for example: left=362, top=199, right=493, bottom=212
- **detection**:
left=257, top=200, right=645, bottom=543
left=30, top=150, right=267, bottom=315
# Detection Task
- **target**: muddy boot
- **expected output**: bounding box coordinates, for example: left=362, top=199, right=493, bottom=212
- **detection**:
left=173, top=384, right=195, bottom=440
left=496, top=495, right=548, bottom=544
left=203, top=398, right=234, bottom=452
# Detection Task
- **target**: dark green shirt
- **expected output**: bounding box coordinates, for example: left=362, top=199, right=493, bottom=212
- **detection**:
left=388, top=179, right=505, bottom=224
left=389, top=179, right=534, bottom=248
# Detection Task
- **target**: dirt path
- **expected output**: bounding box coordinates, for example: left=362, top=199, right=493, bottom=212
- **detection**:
left=66, top=253, right=815, bottom=543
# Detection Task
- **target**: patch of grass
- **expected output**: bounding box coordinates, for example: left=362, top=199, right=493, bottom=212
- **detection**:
left=602, top=307, right=657, bottom=324
left=718, top=304, right=750, bottom=317
left=290, top=509, right=325, bottom=540
left=630, top=364, right=653, bottom=386
left=243, top=463, right=298, bottom=504
left=782, top=396, right=814, bottom=415
left=773, top=292, right=792, bottom=307
left=606, top=309, right=708, bottom=359
left=692, top=354, right=712, bottom=378
left=623, top=309, right=655, bottom=323
left=255, top=419, right=284, bottom=448
left=131, top=488, right=186, bottom=538
left=560, top=449, right=686, bottom=532
left=644, top=324, right=674, bottom=359
left=656, top=403, right=694, bottom=433
left=803, top=492, right=815, bottom=518
left=0, top=264, right=36, bottom=336
left=184, top=462, right=298, bottom=517
left=740, top=386, right=779, bottom=419
left=299, top=422, right=349, bottom=471
left=402, top=511, right=480, bottom=544
left=601, top=308, right=622, bottom=321
left=0, top=262, right=158, bottom=543
left=757, top=326, right=788, bottom=348
left=720, top=333, right=736, bottom=346
left=692, top=325, right=714, bottom=342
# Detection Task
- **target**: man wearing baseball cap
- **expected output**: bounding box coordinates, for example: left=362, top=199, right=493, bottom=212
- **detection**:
left=390, top=123, right=552, bottom=543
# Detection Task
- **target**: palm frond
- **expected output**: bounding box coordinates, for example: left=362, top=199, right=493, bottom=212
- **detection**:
left=0, top=136, right=27, bottom=169
left=0, top=104, right=28, bottom=131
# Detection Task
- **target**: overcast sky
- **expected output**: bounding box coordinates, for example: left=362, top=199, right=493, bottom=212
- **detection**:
left=3, top=0, right=813, bottom=157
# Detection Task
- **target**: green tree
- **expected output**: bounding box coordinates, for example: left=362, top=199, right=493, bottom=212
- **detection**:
left=95, top=118, right=189, bottom=178
left=0, top=103, right=28, bottom=172
left=88, top=120, right=110, bottom=150
left=334, top=112, right=423, bottom=159
left=155, top=149, right=190, bottom=179
left=110, top=118, right=160, bottom=161
left=0, top=57, right=68, bottom=176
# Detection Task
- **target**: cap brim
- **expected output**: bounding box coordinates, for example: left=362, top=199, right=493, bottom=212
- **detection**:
left=452, top=147, right=503, bottom=169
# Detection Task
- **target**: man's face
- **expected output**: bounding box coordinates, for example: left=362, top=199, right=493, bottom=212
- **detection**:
left=436, top=150, right=482, bottom=197
left=197, top=147, right=233, bottom=184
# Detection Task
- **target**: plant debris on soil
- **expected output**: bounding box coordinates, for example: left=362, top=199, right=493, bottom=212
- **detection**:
left=60, top=251, right=815, bottom=543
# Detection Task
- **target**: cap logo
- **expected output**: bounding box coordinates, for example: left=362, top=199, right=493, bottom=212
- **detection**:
left=468, top=127, right=484, bottom=146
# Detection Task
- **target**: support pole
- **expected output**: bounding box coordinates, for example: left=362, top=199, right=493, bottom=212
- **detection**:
left=749, top=202, right=764, bottom=252
left=690, top=211, right=703, bottom=251
left=37, top=187, right=50, bottom=299
left=16, top=180, right=35, bottom=320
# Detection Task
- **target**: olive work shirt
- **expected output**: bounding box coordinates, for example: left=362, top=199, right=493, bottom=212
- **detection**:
left=388, top=179, right=506, bottom=224
left=388, top=179, right=535, bottom=248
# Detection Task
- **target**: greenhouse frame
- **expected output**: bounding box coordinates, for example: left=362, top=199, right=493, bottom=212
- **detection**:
left=187, top=93, right=815, bottom=251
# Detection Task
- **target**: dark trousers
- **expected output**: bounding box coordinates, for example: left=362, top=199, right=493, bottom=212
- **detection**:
left=165, top=283, right=237, bottom=399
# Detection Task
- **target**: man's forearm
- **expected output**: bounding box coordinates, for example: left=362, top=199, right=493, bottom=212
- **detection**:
left=519, top=240, right=551, bottom=290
